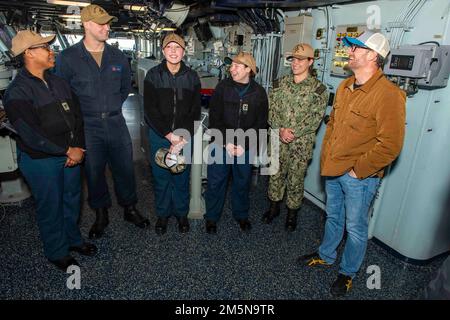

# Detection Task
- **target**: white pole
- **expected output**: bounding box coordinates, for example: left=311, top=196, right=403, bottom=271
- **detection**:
left=188, top=122, right=205, bottom=219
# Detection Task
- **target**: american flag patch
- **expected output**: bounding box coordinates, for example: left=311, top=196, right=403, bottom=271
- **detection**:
left=111, top=65, right=122, bottom=72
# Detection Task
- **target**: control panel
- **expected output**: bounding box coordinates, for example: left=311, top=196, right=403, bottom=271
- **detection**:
left=384, top=44, right=450, bottom=89
left=331, top=24, right=372, bottom=77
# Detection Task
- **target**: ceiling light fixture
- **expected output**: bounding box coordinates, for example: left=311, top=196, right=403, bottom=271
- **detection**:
left=47, top=0, right=91, bottom=7
left=123, top=4, right=147, bottom=12
left=60, top=14, right=81, bottom=19
left=62, top=17, right=82, bottom=21
left=159, top=27, right=177, bottom=32
left=132, top=27, right=177, bottom=33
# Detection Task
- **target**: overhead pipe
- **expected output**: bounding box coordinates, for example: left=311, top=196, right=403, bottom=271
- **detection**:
left=55, top=23, right=70, bottom=50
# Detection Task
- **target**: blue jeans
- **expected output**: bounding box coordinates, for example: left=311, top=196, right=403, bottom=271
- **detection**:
left=83, top=114, right=137, bottom=209
left=148, top=127, right=191, bottom=218
left=319, top=173, right=380, bottom=278
left=204, top=145, right=253, bottom=222
left=18, top=149, right=83, bottom=261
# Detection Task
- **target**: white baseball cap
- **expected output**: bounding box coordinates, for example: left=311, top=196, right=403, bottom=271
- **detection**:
left=343, top=30, right=390, bottom=58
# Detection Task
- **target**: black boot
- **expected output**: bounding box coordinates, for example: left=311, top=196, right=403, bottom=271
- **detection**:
left=155, top=217, right=168, bottom=235
left=238, top=218, right=252, bottom=232
left=89, top=208, right=109, bottom=239
left=177, top=216, right=190, bottom=233
left=205, top=220, right=217, bottom=234
left=262, top=200, right=281, bottom=224
left=124, top=205, right=150, bottom=228
left=285, top=208, right=298, bottom=232
left=49, top=255, right=80, bottom=271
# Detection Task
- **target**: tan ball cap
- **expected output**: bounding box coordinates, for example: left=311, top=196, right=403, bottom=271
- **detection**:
left=10, top=30, right=56, bottom=57
left=224, top=51, right=258, bottom=75
left=162, top=33, right=186, bottom=50
left=285, top=43, right=315, bottom=60
left=81, top=4, right=118, bottom=24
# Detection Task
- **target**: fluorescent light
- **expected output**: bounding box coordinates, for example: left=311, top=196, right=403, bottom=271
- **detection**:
left=47, top=0, right=91, bottom=7
left=63, top=17, right=81, bottom=21
left=60, top=14, right=81, bottom=19
left=158, top=27, right=177, bottom=32
left=124, top=4, right=147, bottom=12
left=132, top=27, right=176, bottom=33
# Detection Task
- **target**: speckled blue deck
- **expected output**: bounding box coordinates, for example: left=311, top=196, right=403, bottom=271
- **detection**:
left=0, top=92, right=444, bottom=300
left=0, top=161, right=443, bottom=300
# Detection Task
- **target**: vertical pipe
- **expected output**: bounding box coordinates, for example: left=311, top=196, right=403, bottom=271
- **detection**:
left=188, top=122, right=205, bottom=219
left=268, top=34, right=274, bottom=91
left=264, top=36, right=269, bottom=90
left=265, top=35, right=271, bottom=92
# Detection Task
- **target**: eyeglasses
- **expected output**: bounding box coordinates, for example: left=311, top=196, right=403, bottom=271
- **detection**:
left=350, top=44, right=370, bottom=52
left=230, top=62, right=248, bottom=69
left=28, top=44, right=51, bottom=51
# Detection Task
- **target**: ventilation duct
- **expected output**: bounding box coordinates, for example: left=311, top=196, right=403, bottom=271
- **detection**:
left=163, top=2, right=189, bottom=27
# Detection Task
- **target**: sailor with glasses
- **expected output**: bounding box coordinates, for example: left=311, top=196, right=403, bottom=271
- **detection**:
left=3, top=30, right=97, bottom=271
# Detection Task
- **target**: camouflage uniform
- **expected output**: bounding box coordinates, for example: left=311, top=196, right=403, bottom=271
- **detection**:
left=268, top=75, right=328, bottom=209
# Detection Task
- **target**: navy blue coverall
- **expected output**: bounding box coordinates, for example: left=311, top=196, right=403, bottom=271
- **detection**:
left=55, top=41, right=137, bottom=210
left=3, top=68, right=85, bottom=261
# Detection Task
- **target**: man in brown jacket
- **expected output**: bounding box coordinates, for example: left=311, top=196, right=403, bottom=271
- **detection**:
left=297, top=31, right=406, bottom=297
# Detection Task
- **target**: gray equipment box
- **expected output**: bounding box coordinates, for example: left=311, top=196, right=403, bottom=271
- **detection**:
left=384, top=44, right=450, bottom=88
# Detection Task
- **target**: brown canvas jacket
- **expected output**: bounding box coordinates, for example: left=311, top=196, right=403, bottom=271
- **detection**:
left=320, top=68, right=406, bottom=179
